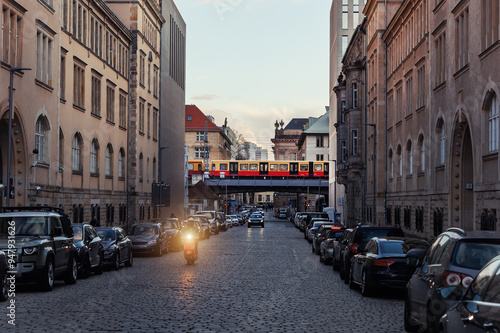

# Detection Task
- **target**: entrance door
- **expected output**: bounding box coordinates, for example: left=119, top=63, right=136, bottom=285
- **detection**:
left=309, top=162, right=313, bottom=178
left=461, top=126, right=473, bottom=229
left=229, top=162, right=238, bottom=175
left=290, top=163, right=299, bottom=176
left=259, top=162, right=268, bottom=176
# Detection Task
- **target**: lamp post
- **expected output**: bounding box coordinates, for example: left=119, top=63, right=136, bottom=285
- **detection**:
left=7, top=67, right=31, bottom=207
left=365, top=123, right=376, bottom=224
left=220, top=172, right=227, bottom=215
left=330, top=159, right=337, bottom=212
left=201, top=171, right=209, bottom=210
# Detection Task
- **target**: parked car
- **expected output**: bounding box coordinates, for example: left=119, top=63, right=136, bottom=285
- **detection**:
left=439, top=254, right=500, bottom=333
left=154, top=218, right=183, bottom=250
left=0, top=206, right=78, bottom=291
left=333, top=228, right=353, bottom=272
left=306, top=219, right=330, bottom=243
left=195, top=211, right=223, bottom=233
left=319, top=229, right=345, bottom=264
left=96, top=227, right=133, bottom=270
left=348, top=237, right=429, bottom=296
left=189, top=215, right=211, bottom=239
left=0, top=250, right=8, bottom=301
left=72, top=224, right=104, bottom=278
left=294, top=212, right=306, bottom=228
left=303, top=212, right=330, bottom=231
left=312, top=224, right=343, bottom=254
left=248, top=213, right=264, bottom=228
left=278, top=209, right=287, bottom=219
left=224, top=215, right=234, bottom=229
left=404, top=228, right=500, bottom=333
left=128, top=223, right=168, bottom=257
left=336, top=225, right=405, bottom=283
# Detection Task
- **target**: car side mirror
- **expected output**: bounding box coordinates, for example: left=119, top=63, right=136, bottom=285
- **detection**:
left=405, top=248, right=426, bottom=267
left=53, top=226, right=63, bottom=237
left=341, top=239, right=348, bottom=245
left=87, top=234, right=94, bottom=242
left=117, top=235, right=123, bottom=241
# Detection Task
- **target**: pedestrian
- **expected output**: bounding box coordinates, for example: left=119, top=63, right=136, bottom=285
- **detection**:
left=90, top=216, right=97, bottom=227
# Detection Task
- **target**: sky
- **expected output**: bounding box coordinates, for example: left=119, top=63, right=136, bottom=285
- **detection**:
left=175, top=0, right=331, bottom=159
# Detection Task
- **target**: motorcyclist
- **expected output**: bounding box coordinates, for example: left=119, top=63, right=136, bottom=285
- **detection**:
left=182, top=218, right=200, bottom=254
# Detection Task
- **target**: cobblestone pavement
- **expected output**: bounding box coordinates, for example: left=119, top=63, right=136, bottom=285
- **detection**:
left=1, top=213, right=405, bottom=332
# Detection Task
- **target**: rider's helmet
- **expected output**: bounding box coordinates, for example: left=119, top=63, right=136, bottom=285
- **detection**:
left=187, top=218, right=195, bottom=228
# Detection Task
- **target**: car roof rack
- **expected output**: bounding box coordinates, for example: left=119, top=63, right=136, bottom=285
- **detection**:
left=1, top=206, right=65, bottom=215
left=446, top=227, right=466, bottom=236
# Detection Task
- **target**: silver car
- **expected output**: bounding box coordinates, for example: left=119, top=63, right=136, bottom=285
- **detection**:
left=319, top=230, right=344, bottom=264
left=307, top=221, right=329, bottom=243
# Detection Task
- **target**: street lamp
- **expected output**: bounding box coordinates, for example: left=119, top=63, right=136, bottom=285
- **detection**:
left=330, top=159, right=337, bottom=212
left=7, top=67, right=31, bottom=207
left=364, top=123, right=376, bottom=224
left=220, top=172, right=227, bottom=215
left=201, top=171, right=209, bottom=210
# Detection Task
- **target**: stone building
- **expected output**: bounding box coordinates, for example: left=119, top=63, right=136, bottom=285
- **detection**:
left=336, top=0, right=500, bottom=237
left=271, top=118, right=317, bottom=161
left=0, top=0, right=185, bottom=227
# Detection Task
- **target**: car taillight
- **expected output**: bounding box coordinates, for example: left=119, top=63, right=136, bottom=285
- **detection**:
left=321, top=236, right=325, bottom=240
left=441, top=271, right=473, bottom=288
left=350, top=243, right=358, bottom=254
left=373, top=259, right=395, bottom=267
left=327, top=240, right=334, bottom=248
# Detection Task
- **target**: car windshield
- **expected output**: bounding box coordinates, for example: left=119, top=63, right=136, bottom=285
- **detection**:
left=129, top=225, right=157, bottom=236
left=72, top=225, right=83, bottom=241
left=161, top=221, right=177, bottom=229
left=250, top=214, right=261, bottom=218
left=0, top=216, right=49, bottom=236
left=196, top=212, right=214, bottom=219
left=453, top=241, right=500, bottom=270
left=313, top=222, right=325, bottom=228
left=379, top=240, right=428, bottom=254
left=96, top=229, right=115, bottom=241
left=356, top=228, right=404, bottom=243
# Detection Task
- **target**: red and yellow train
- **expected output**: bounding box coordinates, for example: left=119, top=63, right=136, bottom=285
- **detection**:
left=188, top=160, right=329, bottom=178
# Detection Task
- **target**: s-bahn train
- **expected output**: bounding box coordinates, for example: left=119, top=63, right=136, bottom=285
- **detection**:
left=188, top=160, right=329, bottom=178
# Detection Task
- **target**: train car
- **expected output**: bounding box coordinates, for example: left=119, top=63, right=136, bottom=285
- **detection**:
left=187, top=160, right=204, bottom=176
left=209, top=160, right=329, bottom=178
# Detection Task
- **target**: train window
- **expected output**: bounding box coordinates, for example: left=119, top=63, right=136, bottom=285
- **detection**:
left=270, top=164, right=279, bottom=171
left=212, top=164, right=216, bottom=171
left=250, top=164, right=258, bottom=171
left=279, top=164, right=288, bottom=171
left=260, top=164, right=268, bottom=172
left=291, top=164, right=298, bottom=172
left=240, top=164, right=248, bottom=171
left=314, top=164, right=323, bottom=171
left=198, top=164, right=202, bottom=171
left=188, top=164, right=194, bottom=171
left=324, top=163, right=329, bottom=172
left=230, top=163, right=237, bottom=172
left=300, top=164, right=309, bottom=171
left=220, top=163, right=228, bottom=171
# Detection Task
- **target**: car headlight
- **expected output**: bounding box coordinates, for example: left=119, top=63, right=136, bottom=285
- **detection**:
left=146, top=240, right=157, bottom=245
left=23, top=247, right=39, bottom=255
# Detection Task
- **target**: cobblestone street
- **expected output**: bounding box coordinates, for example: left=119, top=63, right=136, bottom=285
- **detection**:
left=1, top=213, right=405, bottom=332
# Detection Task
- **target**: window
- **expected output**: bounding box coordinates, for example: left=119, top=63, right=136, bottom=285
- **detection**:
left=341, top=140, right=347, bottom=162
left=153, top=157, right=157, bottom=182
left=73, top=61, right=85, bottom=108
left=147, top=60, right=151, bottom=92
left=91, top=73, right=101, bottom=116
left=196, top=132, right=206, bottom=142
left=139, top=99, right=145, bottom=134
left=434, top=32, right=446, bottom=86
left=341, top=100, right=346, bottom=123
left=147, top=157, right=150, bottom=182
left=195, top=147, right=209, bottom=159
left=455, top=8, right=469, bottom=70
left=407, top=141, right=413, bottom=175
left=388, top=94, right=393, bottom=126
left=439, top=121, right=446, bottom=165
left=105, top=144, right=113, bottom=177
left=481, top=0, right=499, bottom=50
left=147, top=104, right=151, bottom=137
left=153, top=65, right=159, bottom=97
left=187, top=116, right=192, bottom=121
left=397, top=145, right=402, bottom=176
left=352, top=83, right=358, bottom=108
left=342, top=35, right=348, bottom=56
left=153, top=108, right=158, bottom=141
left=36, top=27, right=54, bottom=86
left=489, top=95, right=499, bottom=152
left=352, top=130, right=358, bottom=155
left=139, top=52, right=145, bottom=87
left=35, top=116, right=49, bottom=162
left=119, top=91, right=127, bottom=128
left=353, top=0, right=359, bottom=29
left=342, top=0, right=348, bottom=30
left=316, top=136, right=324, bottom=148
left=90, top=139, right=99, bottom=175
left=60, top=52, right=66, bottom=100
left=139, top=153, right=143, bottom=182
left=396, top=85, right=402, bottom=123
left=106, top=83, right=115, bottom=123
left=118, top=148, right=125, bottom=178
left=316, top=154, right=324, bottom=161
left=417, top=66, right=425, bottom=109
left=405, top=76, right=413, bottom=116
left=389, top=149, right=394, bottom=179
left=1, top=4, right=24, bottom=67
left=72, top=133, right=83, bottom=172
left=418, top=135, right=425, bottom=172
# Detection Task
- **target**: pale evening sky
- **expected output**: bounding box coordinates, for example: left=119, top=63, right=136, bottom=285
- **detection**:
left=174, top=0, right=331, bottom=159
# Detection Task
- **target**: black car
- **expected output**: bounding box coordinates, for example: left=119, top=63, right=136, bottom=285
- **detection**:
left=96, top=227, right=133, bottom=270
left=439, top=255, right=500, bottom=333
left=248, top=213, right=264, bottom=228
left=348, top=237, right=429, bottom=296
left=128, top=223, right=168, bottom=257
left=0, top=250, right=8, bottom=301
left=155, top=218, right=183, bottom=251
left=337, top=225, right=405, bottom=284
left=72, top=224, right=104, bottom=278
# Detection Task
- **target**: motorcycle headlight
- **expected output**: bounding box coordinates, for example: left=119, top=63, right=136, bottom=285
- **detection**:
left=23, top=247, right=39, bottom=255
left=146, top=240, right=157, bottom=245
left=186, top=234, right=192, bottom=240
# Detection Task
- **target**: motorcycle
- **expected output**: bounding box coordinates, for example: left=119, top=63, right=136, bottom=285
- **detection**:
left=183, top=233, right=198, bottom=265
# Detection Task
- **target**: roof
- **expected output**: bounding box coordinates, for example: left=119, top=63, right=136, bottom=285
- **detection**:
left=303, top=112, right=329, bottom=134
left=284, top=118, right=310, bottom=130
left=185, top=105, right=221, bottom=131
left=188, top=180, right=219, bottom=200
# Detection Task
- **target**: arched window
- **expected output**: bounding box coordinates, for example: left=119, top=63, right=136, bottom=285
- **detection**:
left=418, top=134, right=425, bottom=172
left=105, top=144, right=113, bottom=177
left=35, top=116, right=49, bottom=162
left=72, top=133, right=83, bottom=172
left=407, top=140, right=413, bottom=175
left=152, top=157, right=157, bottom=183
left=139, top=153, right=143, bottom=182
left=437, top=118, right=446, bottom=165
left=146, top=156, right=150, bottom=182
left=489, top=94, right=499, bottom=152
left=118, top=148, right=125, bottom=178
left=388, top=149, right=394, bottom=179
left=397, top=145, right=402, bottom=177
left=90, top=139, right=99, bottom=174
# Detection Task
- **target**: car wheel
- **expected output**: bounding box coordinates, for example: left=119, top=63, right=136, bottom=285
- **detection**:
left=339, top=259, right=345, bottom=279
left=206, top=231, right=211, bottom=239
left=125, top=251, right=133, bottom=267
left=404, top=297, right=419, bottom=332
left=0, top=271, right=9, bottom=301
left=155, top=245, right=162, bottom=257
left=40, top=257, right=55, bottom=291
left=332, top=257, right=339, bottom=271
left=80, top=256, right=91, bottom=279
left=361, top=270, right=372, bottom=297
left=63, top=255, right=78, bottom=285
left=426, top=301, right=444, bottom=333
left=94, top=252, right=104, bottom=275
left=114, top=252, right=121, bottom=270
left=348, top=265, right=356, bottom=290
left=319, top=251, right=324, bottom=262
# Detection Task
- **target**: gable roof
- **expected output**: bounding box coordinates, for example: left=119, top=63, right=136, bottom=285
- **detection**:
left=303, top=112, right=329, bottom=134
left=185, top=105, right=220, bottom=131
left=284, top=118, right=309, bottom=130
